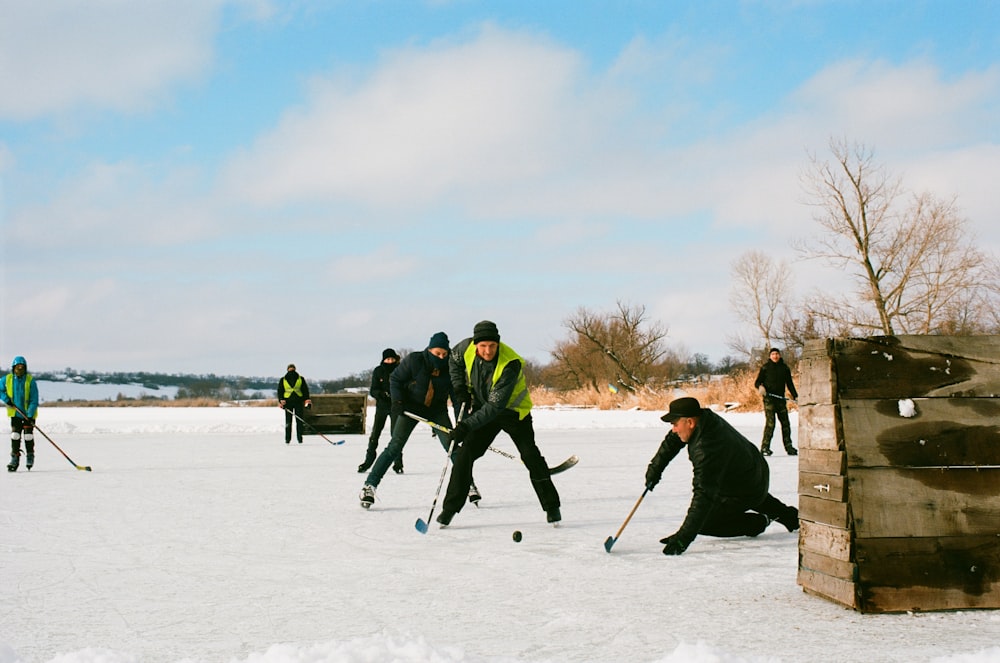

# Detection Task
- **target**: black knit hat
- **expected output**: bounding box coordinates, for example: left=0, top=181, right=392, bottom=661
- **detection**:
left=427, top=331, right=450, bottom=351
left=473, top=320, right=500, bottom=344
left=382, top=348, right=400, bottom=361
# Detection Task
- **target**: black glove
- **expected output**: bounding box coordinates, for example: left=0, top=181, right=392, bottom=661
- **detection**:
left=645, top=468, right=661, bottom=492
left=449, top=421, right=470, bottom=444
left=390, top=401, right=404, bottom=418
left=660, top=534, right=689, bottom=556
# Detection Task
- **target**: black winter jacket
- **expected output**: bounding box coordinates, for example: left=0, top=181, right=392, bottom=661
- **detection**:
left=754, top=359, right=798, bottom=400
left=369, top=362, right=397, bottom=406
left=389, top=349, right=453, bottom=417
left=646, top=409, right=770, bottom=547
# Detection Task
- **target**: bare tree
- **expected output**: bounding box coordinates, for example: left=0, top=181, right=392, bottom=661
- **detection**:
left=797, top=138, right=996, bottom=336
left=549, top=301, right=669, bottom=393
left=727, top=250, right=792, bottom=361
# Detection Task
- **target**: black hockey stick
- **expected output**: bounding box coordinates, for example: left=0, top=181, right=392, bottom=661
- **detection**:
left=10, top=403, right=91, bottom=471
left=284, top=406, right=345, bottom=446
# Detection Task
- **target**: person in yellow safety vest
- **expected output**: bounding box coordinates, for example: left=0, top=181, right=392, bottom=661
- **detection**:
left=436, top=321, right=562, bottom=528
left=3, top=356, right=39, bottom=472
left=277, top=363, right=312, bottom=444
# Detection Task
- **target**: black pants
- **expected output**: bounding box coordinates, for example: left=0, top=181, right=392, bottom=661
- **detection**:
left=10, top=416, right=35, bottom=456
left=284, top=403, right=307, bottom=442
left=441, top=412, right=559, bottom=515
left=698, top=494, right=795, bottom=537
left=363, top=400, right=400, bottom=467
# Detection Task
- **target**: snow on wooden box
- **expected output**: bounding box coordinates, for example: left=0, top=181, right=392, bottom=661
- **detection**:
left=796, top=335, right=1000, bottom=613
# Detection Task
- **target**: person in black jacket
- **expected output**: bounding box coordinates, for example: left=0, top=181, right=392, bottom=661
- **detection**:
left=358, top=348, right=402, bottom=473
left=435, top=320, right=561, bottom=528
left=645, top=397, right=798, bottom=556
left=277, top=363, right=312, bottom=444
left=358, top=332, right=478, bottom=509
left=754, top=348, right=798, bottom=456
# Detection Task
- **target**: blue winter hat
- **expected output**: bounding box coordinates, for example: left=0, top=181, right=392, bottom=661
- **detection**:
left=12, top=356, right=26, bottom=369
left=427, top=332, right=450, bottom=352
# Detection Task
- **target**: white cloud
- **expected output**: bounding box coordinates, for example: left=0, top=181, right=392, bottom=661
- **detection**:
left=0, top=0, right=224, bottom=118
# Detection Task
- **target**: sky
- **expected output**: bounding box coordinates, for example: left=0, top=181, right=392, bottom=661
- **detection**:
left=2, top=0, right=999, bottom=380
left=5, top=403, right=1000, bottom=662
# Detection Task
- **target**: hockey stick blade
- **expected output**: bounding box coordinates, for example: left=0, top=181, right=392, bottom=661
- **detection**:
left=415, top=518, right=430, bottom=534
left=549, top=455, right=579, bottom=474
left=603, top=535, right=617, bottom=553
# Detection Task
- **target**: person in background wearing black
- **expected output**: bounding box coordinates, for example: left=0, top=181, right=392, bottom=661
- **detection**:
left=278, top=363, right=312, bottom=444
left=754, top=347, right=798, bottom=456
left=645, top=397, right=799, bottom=556
left=359, top=348, right=402, bottom=473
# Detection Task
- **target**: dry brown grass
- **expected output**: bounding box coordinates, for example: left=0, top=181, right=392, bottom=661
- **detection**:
left=530, top=369, right=794, bottom=414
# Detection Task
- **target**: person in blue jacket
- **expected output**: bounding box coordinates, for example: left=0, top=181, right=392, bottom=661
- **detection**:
left=3, top=356, right=40, bottom=472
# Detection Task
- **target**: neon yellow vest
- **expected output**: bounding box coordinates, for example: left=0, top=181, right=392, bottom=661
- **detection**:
left=282, top=376, right=303, bottom=399
left=464, top=342, right=532, bottom=420
left=5, top=373, right=34, bottom=418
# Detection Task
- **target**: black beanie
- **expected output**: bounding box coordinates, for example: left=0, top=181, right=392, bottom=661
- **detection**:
left=382, top=348, right=400, bottom=360
left=427, top=331, right=450, bottom=351
left=473, top=320, right=500, bottom=344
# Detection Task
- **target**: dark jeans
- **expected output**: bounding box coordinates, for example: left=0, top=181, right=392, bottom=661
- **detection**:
left=441, top=412, right=559, bottom=515
left=761, top=397, right=793, bottom=450
left=365, top=410, right=453, bottom=488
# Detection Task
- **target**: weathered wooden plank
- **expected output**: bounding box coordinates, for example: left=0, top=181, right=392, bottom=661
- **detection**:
left=800, top=549, right=857, bottom=581
left=832, top=335, right=1000, bottom=399
left=799, top=471, right=847, bottom=501
left=799, top=448, right=846, bottom=475
left=855, top=536, right=1000, bottom=613
left=307, top=394, right=367, bottom=434
left=799, top=520, right=852, bottom=561
left=799, top=354, right=837, bottom=406
left=850, top=467, right=1000, bottom=538
left=798, top=568, right=858, bottom=609
left=798, top=403, right=841, bottom=451
left=800, top=494, right=851, bottom=529
left=839, top=398, right=1000, bottom=468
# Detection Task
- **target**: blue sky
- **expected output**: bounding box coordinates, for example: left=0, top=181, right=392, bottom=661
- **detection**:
left=2, top=0, right=999, bottom=379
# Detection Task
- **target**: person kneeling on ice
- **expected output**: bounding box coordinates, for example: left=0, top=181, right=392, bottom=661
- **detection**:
left=435, top=320, right=561, bottom=528
left=645, top=397, right=798, bottom=556
left=359, top=332, right=481, bottom=509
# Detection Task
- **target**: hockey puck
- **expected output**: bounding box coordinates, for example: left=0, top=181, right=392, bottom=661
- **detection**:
left=512, top=530, right=522, bottom=542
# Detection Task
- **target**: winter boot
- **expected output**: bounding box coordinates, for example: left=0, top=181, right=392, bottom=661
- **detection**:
left=436, top=510, right=454, bottom=527
left=467, top=483, right=482, bottom=506
left=760, top=445, right=773, bottom=456
left=7, top=452, right=19, bottom=472
left=358, top=442, right=377, bottom=472
left=777, top=506, right=800, bottom=532
left=546, top=507, right=562, bottom=525
left=784, top=445, right=798, bottom=456
left=359, top=484, right=376, bottom=509
left=392, top=459, right=404, bottom=474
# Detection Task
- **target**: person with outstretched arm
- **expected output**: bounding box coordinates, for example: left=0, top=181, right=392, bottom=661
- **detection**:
left=754, top=347, right=798, bottom=456
left=645, top=396, right=798, bottom=556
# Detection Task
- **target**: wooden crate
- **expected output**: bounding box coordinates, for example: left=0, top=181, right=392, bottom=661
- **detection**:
left=301, top=394, right=367, bottom=435
left=796, top=335, right=1000, bottom=613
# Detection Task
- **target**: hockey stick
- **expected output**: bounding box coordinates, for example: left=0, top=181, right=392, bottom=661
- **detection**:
left=284, top=406, right=345, bottom=446
left=10, top=403, right=91, bottom=471
left=414, top=417, right=458, bottom=534
left=603, top=488, right=648, bottom=553
left=766, top=392, right=796, bottom=403
left=404, top=411, right=578, bottom=474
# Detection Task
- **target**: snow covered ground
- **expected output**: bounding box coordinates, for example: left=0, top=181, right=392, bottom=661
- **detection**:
left=3, top=406, right=999, bottom=663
